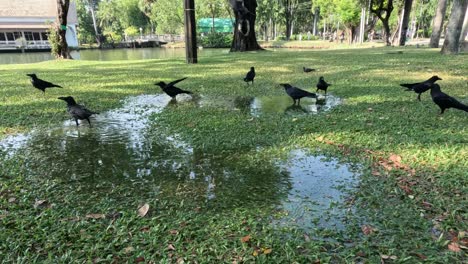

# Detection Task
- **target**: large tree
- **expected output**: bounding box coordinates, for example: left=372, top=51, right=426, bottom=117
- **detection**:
left=56, top=0, right=72, bottom=59
left=398, top=0, right=413, bottom=46
left=429, top=0, right=447, bottom=48
left=230, top=0, right=262, bottom=51
left=370, top=0, right=394, bottom=46
left=441, top=0, right=468, bottom=54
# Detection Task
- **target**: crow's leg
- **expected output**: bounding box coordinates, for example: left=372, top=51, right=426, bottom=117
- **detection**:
left=316, top=88, right=319, bottom=93
left=417, top=93, right=421, bottom=101
left=298, top=98, right=301, bottom=105
left=75, top=119, right=79, bottom=126
left=439, top=107, right=445, bottom=115
left=86, top=118, right=92, bottom=127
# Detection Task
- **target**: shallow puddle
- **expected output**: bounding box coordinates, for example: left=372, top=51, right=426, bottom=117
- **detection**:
left=1, top=93, right=356, bottom=231
left=197, top=94, right=341, bottom=116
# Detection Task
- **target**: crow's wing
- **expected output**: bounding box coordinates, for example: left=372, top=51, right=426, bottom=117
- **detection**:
left=433, top=93, right=464, bottom=108
left=167, top=77, right=188, bottom=88
left=245, top=70, right=255, bottom=80
left=69, top=105, right=96, bottom=119
left=411, top=82, right=432, bottom=93
left=36, top=78, right=61, bottom=88
left=289, top=87, right=315, bottom=98
left=166, top=86, right=192, bottom=95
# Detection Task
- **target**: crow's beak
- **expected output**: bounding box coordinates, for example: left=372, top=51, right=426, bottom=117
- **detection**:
left=58, top=97, right=65, bottom=100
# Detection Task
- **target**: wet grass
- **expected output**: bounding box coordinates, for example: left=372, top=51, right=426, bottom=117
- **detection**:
left=1, top=46, right=467, bottom=262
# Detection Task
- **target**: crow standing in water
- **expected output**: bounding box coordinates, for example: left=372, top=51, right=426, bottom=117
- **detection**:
left=154, top=77, right=192, bottom=99
left=26, top=73, right=62, bottom=93
left=430, top=84, right=468, bottom=114
left=303, top=67, right=316, bottom=73
left=244, top=67, right=255, bottom=85
left=316, top=76, right=331, bottom=95
left=400, top=75, right=442, bottom=101
left=58, top=96, right=98, bottom=126
left=280, top=83, right=317, bottom=105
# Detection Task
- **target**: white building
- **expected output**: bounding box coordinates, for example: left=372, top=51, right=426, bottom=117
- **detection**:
left=0, top=0, right=78, bottom=51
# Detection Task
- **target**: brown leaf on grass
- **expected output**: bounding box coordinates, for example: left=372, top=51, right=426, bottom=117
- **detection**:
left=8, top=197, right=16, bottom=203
left=169, top=229, right=179, bottom=235
left=241, top=235, right=251, bottom=243
left=448, top=242, right=461, bottom=252
left=371, top=170, right=381, bottom=176
left=167, top=244, right=176, bottom=251
left=413, top=253, right=427, bottom=260
left=303, top=233, right=311, bottom=242
left=381, top=254, right=397, bottom=260
left=34, top=200, right=48, bottom=208
left=135, top=256, right=145, bottom=263
left=86, top=214, right=106, bottom=219
left=361, top=225, right=376, bottom=235
left=177, top=257, right=185, bottom=264
left=263, top=248, right=272, bottom=255
left=123, top=246, right=134, bottom=254
left=138, top=203, right=150, bottom=217
left=356, top=251, right=366, bottom=257
left=140, top=226, right=150, bottom=232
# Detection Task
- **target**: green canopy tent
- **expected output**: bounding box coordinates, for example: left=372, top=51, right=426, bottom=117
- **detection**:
left=197, top=18, right=234, bottom=33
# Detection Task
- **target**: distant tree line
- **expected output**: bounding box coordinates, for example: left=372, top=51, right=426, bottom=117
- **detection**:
left=74, top=0, right=467, bottom=54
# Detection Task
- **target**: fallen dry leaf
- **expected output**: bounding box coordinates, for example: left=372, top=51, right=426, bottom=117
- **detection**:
left=413, top=253, right=427, bottom=260
left=86, top=214, right=106, bottom=219
left=123, top=246, right=134, bottom=254
left=263, top=248, right=272, bottom=255
left=241, top=235, right=251, bottom=243
left=34, top=200, right=48, bottom=208
left=303, top=233, right=311, bottom=242
left=167, top=244, right=176, bottom=251
left=135, top=256, right=145, bottom=263
left=380, top=254, right=397, bottom=260
left=8, top=197, right=16, bottom=203
left=448, top=242, right=461, bottom=253
left=140, top=226, right=150, bottom=232
left=371, top=170, right=381, bottom=176
left=361, top=225, right=376, bottom=235
left=138, top=203, right=150, bottom=217
left=169, top=229, right=179, bottom=235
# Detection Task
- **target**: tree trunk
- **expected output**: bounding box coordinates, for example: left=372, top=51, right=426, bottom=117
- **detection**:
left=429, top=0, right=448, bottom=48
left=285, top=5, right=292, bottom=40
left=460, top=6, right=468, bottom=41
left=230, top=0, right=263, bottom=52
left=56, top=0, right=72, bottom=59
left=313, top=7, right=319, bottom=36
left=370, top=0, right=394, bottom=46
left=441, top=0, right=468, bottom=54
left=88, top=0, right=101, bottom=48
left=399, top=0, right=413, bottom=46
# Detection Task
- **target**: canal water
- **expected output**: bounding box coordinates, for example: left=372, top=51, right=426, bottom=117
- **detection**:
left=0, top=48, right=229, bottom=64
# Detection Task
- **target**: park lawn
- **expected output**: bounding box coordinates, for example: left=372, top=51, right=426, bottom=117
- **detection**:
left=0, top=46, right=467, bottom=263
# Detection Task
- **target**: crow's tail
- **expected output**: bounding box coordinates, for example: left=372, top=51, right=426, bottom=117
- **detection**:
left=182, top=90, right=193, bottom=95
left=307, top=93, right=317, bottom=98
left=400, top=84, right=413, bottom=90
left=53, top=85, right=63, bottom=88
left=453, top=101, right=468, bottom=112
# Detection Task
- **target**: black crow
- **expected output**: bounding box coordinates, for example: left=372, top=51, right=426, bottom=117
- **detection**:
left=154, top=77, right=192, bottom=99
left=280, top=83, right=317, bottom=105
left=244, top=67, right=255, bottom=85
left=316, top=76, right=331, bottom=95
left=58, top=96, right=98, bottom=126
left=430, top=84, right=468, bottom=114
left=303, top=67, right=316, bottom=73
left=400, top=75, right=442, bottom=101
left=26, top=73, right=62, bottom=93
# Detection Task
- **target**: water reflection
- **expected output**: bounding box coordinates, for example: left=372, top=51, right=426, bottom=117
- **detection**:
left=0, top=48, right=229, bottom=64
left=1, top=93, right=357, bottom=231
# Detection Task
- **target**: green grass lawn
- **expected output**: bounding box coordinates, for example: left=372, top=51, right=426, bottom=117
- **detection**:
left=0, top=46, right=467, bottom=263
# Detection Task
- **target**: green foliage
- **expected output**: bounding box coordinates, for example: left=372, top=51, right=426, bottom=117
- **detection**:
left=199, top=32, right=232, bottom=48
left=333, top=0, right=361, bottom=27
left=76, top=0, right=97, bottom=44
left=47, top=23, right=60, bottom=57
left=124, top=26, right=140, bottom=38
left=153, top=0, right=184, bottom=34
